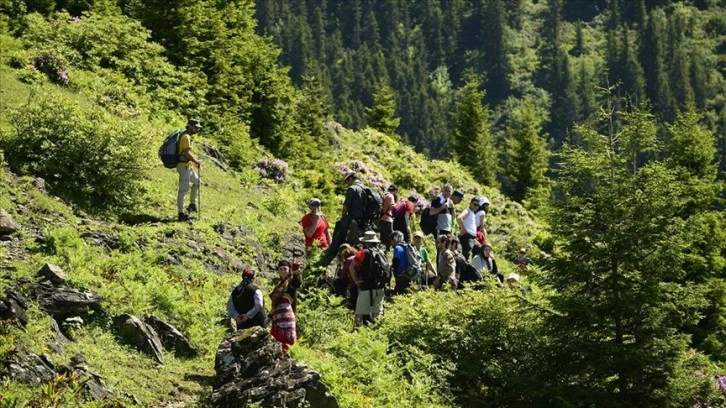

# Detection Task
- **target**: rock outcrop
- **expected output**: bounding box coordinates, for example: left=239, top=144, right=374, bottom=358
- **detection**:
left=34, top=281, right=102, bottom=318
left=0, top=287, right=28, bottom=328
left=144, top=315, right=198, bottom=358
left=0, top=209, right=20, bottom=235
left=114, top=314, right=165, bottom=365
left=212, top=327, right=338, bottom=408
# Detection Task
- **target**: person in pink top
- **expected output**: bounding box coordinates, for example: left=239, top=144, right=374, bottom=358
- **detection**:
left=301, top=198, right=332, bottom=249
left=376, top=184, right=397, bottom=251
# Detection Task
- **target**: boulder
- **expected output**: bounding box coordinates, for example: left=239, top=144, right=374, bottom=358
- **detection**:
left=211, top=327, right=338, bottom=408
left=144, top=315, right=198, bottom=357
left=0, top=209, right=19, bottom=235
left=0, top=287, right=29, bottom=328
left=35, top=281, right=102, bottom=318
left=2, top=348, right=55, bottom=384
left=57, top=354, right=114, bottom=401
left=113, top=314, right=164, bottom=365
left=36, top=263, right=66, bottom=285
left=49, top=319, right=68, bottom=353
left=33, top=177, right=46, bottom=192
left=202, top=141, right=227, bottom=170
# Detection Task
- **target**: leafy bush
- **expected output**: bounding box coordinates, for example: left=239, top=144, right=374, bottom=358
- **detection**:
left=380, top=288, right=544, bottom=406
left=1, top=88, right=151, bottom=213
left=19, top=11, right=206, bottom=114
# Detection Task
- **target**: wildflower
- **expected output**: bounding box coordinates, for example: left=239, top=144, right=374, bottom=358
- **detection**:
left=718, top=375, right=726, bottom=392
left=58, top=70, right=69, bottom=85
left=71, top=16, right=81, bottom=23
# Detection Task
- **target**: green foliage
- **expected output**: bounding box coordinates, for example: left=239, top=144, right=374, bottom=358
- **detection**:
left=365, top=84, right=401, bottom=137
left=1, top=87, right=151, bottom=213
left=504, top=100, right=550, bottom=203
left=540, top=103, right=718, bottom=406
left=451, top=75, right=499, bottom=186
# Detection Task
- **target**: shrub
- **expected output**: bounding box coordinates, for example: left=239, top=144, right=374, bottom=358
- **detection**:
left=1, top=88, right=151, bottom=213
left=255, top=156, right=289, bottom=183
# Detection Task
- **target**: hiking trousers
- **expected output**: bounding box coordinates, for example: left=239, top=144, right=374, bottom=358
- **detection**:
left=177, top=165, right=199, bottom=213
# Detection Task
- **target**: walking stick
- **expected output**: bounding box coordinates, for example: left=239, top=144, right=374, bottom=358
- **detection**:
left=197, top=164, right=201, bottom=220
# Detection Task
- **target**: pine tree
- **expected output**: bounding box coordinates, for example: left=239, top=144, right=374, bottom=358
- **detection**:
left=640, top=8, right=675, bottom=120
left=365, top=84, right=400, bottom=137
left=504, top=101, right=550, bottom=203
left=481, top=0, right=512, bottom=105
left=451, top=75, right=498, bottom=186
left=541, top=99, right=710, bottom=406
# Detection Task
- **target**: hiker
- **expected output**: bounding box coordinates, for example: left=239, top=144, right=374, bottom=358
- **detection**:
left=349, top=231, right=389, bottom=326
left=391, top=231, right=411, bottom=295
left=269, top=260, right=301, bottom=353
left=429, top=185, right=464, bottom=239
left=472, top=243, right=503, bottom=283
left=505, top=273, right=528, bottom=297
left=301, top=198, right=332, bottom=250
left=513, top=247, right=534, bottom=272
left=434, top=235, right=457, bottom=290
left=475, top=197, right=490, bottom=246
left=377, top=185, right=398, bottom=251
left=328, top=172, right=366, bottom=255
left=413, top=231, right=435, bottom=287
left=227, top=268, right=265, bottom=330
left=456, top=197, right=482, bottom=260
left=176, top=118, right=203, bottom=222
left=334, top=244, right=359, bottom=311
left=392, top=194, right=417, bottom=243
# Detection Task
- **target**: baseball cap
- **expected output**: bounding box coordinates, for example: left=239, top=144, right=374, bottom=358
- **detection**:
left=187, top=118, right=202, bottom=128
left=414, top=231, right=425, bottom=239
left=309, top=198, right=321, bottom=207
left=452, top=190, right=464, bottom=199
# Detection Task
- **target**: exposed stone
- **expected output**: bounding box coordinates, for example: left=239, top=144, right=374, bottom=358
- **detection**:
left=202, top=141, right=227, bottom=171
left=57, top=354, right=114, bottom=401
left=0, top=209, right=20, bottom=235
left=211, top=327, right=338, bottom=408
left=0, top=287, right=29, bottom=329
left=61, top=316, right=84, bottom=340
left=113, top=314, right=164, bottom=365
left=33, top=177, right=46, bottom=192
left=34, top=281, right=103, bottom=318
left=144, top=315, right=198, bottom=358
left=2, top=347, right=55, bottom=384
left=49, top=319, right=68, bottom=353
left=36, top=263, right=66, bottom=285
left=80, top=231, right=121, bottom=250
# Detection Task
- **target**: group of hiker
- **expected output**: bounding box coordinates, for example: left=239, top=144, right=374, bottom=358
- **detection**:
left=303, top=171, right=533, bottom=326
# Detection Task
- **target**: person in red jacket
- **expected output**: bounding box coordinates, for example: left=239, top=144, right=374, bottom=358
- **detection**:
left=301, top=198, right=332, bottom=250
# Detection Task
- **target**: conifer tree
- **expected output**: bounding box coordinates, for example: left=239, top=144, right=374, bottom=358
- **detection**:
left=504, top=101, right=550, bottom=203
left=640, top=8, right=675, bottom=120
left=541, top=100, right=710, bottom=406
left=365, top=84, right=400, bottom=137
left=451, top=75, right=498, bottom=186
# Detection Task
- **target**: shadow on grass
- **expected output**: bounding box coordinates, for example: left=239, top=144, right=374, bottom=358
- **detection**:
left=184, top=373, right=216, bottom=387
left=118, top=213, right=178, bottom=225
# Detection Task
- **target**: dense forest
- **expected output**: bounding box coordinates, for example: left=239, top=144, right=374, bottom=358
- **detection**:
left=255, top=0, right=726, bottom=180
left=0, top=0, right=724, bottom=407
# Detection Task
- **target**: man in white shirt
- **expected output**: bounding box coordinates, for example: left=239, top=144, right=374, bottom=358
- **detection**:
left=456, top=197, right=481, bottom=260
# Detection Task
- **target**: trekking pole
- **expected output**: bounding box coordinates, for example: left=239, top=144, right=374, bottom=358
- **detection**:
left=197, top=164, right=201, bottom=220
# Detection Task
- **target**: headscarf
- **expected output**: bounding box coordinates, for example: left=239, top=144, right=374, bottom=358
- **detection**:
left=240, top=268, right=256, bottom=288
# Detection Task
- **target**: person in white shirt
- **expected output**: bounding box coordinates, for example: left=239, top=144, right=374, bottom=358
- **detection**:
left=226, top=268, right=265, bottom=330
left=456, top=197, right=481, bottom=260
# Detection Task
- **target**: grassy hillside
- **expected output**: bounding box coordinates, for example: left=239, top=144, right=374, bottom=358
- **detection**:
left=0, top=56, right=544, bottom=406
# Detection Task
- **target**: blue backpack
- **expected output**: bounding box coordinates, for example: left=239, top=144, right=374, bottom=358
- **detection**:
left=159, top=130, right=183, bottom=169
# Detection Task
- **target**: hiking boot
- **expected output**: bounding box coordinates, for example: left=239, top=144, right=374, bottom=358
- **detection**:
left=187, top=203, right=197, bottom=213
left=178, top=212, right=192, bottom=221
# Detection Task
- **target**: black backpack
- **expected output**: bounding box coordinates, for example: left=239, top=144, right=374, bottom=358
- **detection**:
left=362, top=187, right=383, bottom=224
left=419, top=207, right=437, bottom=236
left=402, top=243, right=423, bottom=280
left=159, top=130, right=183, bottom=169
left=364, top=247, right=391, bottom=289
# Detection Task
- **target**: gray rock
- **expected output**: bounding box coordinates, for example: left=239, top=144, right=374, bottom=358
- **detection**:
left=37, top=263, right=66, bottom=285
left=211, top=327, right=338, bottom=408
left=114, top=314, right=164, bottom=365
left=0, top=209, right=19, bottom=235
left=0, top=287, right=28, bottom=328
left=49, top=319, right=68, bottom=352
left=144, top=315, right=198, bottom=358
left=33, top=177, right=46, bottom=192
left=2, top=348, right=55, bottom=384
left=202, top=141, right=227, bottom=170
left=35, top=281, right=102, bottom=318
left=57, top=354, right=114, bottom=401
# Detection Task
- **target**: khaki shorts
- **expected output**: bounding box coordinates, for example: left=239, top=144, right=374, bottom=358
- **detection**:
left=355, top=289, right=385, bottom=315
